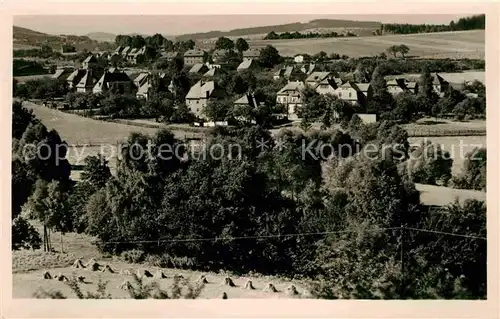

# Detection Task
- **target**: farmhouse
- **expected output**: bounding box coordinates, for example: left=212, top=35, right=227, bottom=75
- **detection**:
left=66, top=69, right=88, bottom=89
left=121, top=46, right=131, bottom=58
left=233, top=93, right=262, bottom=123
left=301, top=63, right=317, bottom=75
left=158, top=51, right=182, bottom=62
left=82, top=55, right=98, bottom=69
left=305, top=72, right=342, bottom=94
left=243, top=48, right=261, bottom=59
left=52, top=67, right=74, bottom=81
left=333, top=81, right=373, bottom=106
left=184, top=49, right=206, bottom=66
left=185, top=80, right=225, bottom=118
left=93, top=68, right=133, bottom=94
left=127, top=46, right=147, bottom=65
left=133, top=72, right=150, bottom=89
left=75, top=69, right=99, bottom=93
left=386, top=79, right=407, bottom=96
left=273, top=66, right=307, bottom=82
left=189, top=63, right=209, bottom=74
left=114, top=46, right=124, bottom=55
left=237, top=58, right=259, bottom=72
left=276, top=81, right=305, bottom=120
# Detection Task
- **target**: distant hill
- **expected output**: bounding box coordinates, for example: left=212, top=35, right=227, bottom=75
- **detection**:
left=13, top=26, right=114, bottom=51
left=175, top=18, right=381, bottom=41
left=86, top=32, right=116, bottom=43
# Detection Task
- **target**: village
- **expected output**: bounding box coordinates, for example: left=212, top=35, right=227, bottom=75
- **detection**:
left=10, top=13, right=488, bottom=304
left=43, top=43, right=482, bottom=128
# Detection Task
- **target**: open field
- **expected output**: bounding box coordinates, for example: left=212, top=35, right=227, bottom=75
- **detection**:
left=12, top=222, right=309, bottom=299
left=14, top=74, right=52, bottom=84
left=402, top=118, right=486, bottom=136
left=415, top=183, right=486, bottom=207
left=386, top=70, right=485, bottom=84
left=24, top=102, right=161, bottom=145
left=249, top=30, right=485, bottom=58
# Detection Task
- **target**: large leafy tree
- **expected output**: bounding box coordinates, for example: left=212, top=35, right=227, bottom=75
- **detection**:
left=259, top=45, right=281, bottom=68
left=400, top=140, right=453, bottom=186
left=214, top=37, right=234, bottom=50
left=452, top=147, right=486, bottom=191
left=235, top=38, right=249, bottom=53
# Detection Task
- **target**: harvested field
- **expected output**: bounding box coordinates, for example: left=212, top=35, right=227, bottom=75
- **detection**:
left=249, top=30, right=484, bottom=59
left=12, top=222, right=309, bottom=299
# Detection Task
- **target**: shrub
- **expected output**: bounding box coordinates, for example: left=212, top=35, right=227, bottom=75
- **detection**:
left=121, top=249, right=145, bottom=263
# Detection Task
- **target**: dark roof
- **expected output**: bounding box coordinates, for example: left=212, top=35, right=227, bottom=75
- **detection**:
left=184, top=49, right=206, bottom=57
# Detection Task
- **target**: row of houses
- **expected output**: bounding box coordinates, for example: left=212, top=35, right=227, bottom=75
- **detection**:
left=158, top=48, right=262, bottom=66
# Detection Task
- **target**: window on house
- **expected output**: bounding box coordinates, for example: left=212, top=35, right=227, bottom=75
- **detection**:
left=349, top=92, right=352, bottom=98
left=339, top=92, right=342, bottom=97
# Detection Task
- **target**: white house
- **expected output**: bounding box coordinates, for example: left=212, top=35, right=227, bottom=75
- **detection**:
left=185, top=80, right=224, bottom=118
left=276, top=81, right=305, bottom=120
left=294, top=55, right=305, bottom=63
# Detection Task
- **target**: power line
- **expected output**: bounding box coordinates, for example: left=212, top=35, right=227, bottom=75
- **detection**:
left=78, top=227, right=403, bottom=245
left=405, top=227, right=486, bottom=240
left=63, top=226, right=486, bottom=245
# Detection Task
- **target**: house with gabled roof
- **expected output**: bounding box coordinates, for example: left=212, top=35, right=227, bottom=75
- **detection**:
left=121, top=46, right=131, bottom=58
left=185, top=80, right=225, bottom=118
left=66, top=69, right=88, bottom=89
left=114, top=46, right=124, bottom=55
left=333, top=81, right=373, bottom=106
left=305, top=72, right=343, bottom=95
left=237, top=58, right=259, bottom=72
left=52, top=67, right=73, bottom=81
left=158, top=51, right=182, bottom=62
left=233, top=92, right=262, bottom=124
left=243, top=48, right=261, bottom=59
left=386, top=78, right=411, bottom=96
left=93, top=68, right=133, bottom=94
left=184, top=49, right=206, bottom=66
left=189, top=63, right=209, bottom=74
left=75, top=69, right=99, bottom=93
left=82, top=55, right=98, bottom=69
left=273, top=66, right=307, bottom=82
left=301, top=63, right=317, bottom=75
left=276, top=81, right=305, bottom=120
left=133, top=72, right=150, bottom=89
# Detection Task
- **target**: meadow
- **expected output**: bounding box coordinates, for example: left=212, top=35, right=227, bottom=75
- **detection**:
left=249, top=30, right=485, bottom=58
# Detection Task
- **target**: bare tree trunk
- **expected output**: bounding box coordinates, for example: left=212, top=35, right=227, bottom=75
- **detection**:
left=43, top=225, right=47, bottom=252
left=47, top=228, right=51, bottom=252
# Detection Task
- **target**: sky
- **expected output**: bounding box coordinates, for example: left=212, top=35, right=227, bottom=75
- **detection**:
left=14, top=14, right=470, bottom=36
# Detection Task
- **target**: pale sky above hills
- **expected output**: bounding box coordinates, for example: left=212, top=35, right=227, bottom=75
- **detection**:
left=13, top=14, right=470, bottom=36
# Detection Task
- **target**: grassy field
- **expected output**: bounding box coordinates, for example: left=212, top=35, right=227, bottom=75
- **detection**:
left=24, top=102, right=161, bottom=145
left=249, top=30, right=485, bottom=58
left=386, top=70, right=485, bottom=84
left=415, top=183, right=486, bottom=207
left=12, top=222, right=309, bottom=299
